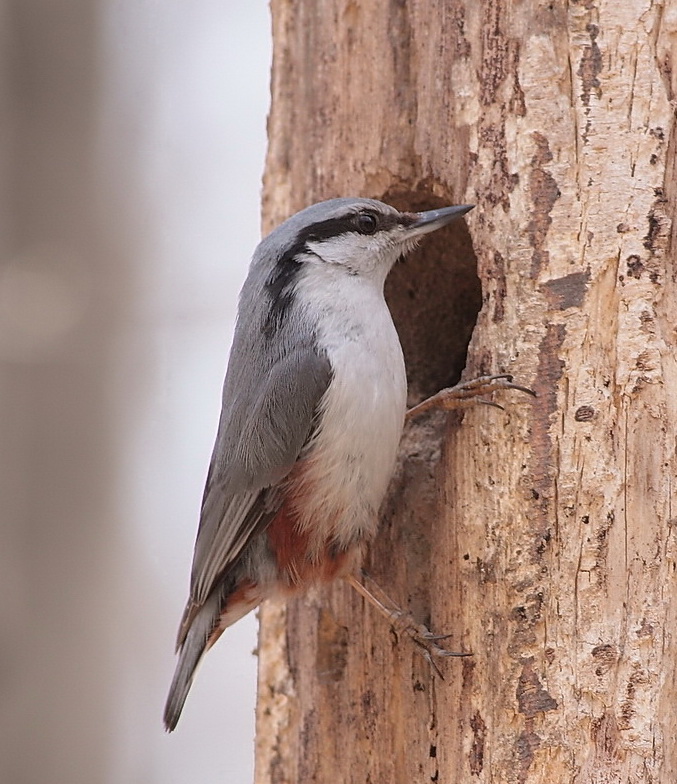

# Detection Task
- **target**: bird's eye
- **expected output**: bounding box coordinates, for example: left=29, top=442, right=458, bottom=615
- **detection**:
left=356, top=212, right=378, bottom=235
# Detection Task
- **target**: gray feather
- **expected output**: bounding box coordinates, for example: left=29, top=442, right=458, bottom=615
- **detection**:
left=164, top=590, right=221, bottom=731
left=182, top=235, right=333, bottom=620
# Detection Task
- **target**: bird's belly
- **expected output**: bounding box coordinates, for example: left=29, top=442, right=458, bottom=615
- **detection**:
left=293, top=331, right=407, bottom=555
left=266, top=482, right=364, bottom=590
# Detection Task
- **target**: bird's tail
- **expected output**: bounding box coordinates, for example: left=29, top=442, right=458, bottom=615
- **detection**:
left=163, top=593, right=220, bottom=732
left=164, top=583, right=261, bottom=731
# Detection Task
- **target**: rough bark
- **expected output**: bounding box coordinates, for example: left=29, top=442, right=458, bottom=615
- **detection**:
left=255, top=1, right=677, bottom=782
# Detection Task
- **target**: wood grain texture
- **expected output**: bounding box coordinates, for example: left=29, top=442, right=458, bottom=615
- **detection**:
left=256, top=1, right=677, bottom=781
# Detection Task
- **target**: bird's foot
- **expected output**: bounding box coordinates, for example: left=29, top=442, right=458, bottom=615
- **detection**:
left=406, top=373, right=535, bottom=421
left=389, top=612, right=471, bottom=678
left=345, top=571, right=470, bottom=677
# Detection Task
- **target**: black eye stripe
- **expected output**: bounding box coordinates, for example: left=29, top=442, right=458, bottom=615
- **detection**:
left=298, top=210, right=403, bottom=243
left=302, top=216, right=362, bottom=243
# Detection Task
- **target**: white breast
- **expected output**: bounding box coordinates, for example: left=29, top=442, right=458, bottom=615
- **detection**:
left=294, top=263, right=407, bottom=553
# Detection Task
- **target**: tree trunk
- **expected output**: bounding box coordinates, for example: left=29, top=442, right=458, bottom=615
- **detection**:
left=255, top=2, right=677, bottom=782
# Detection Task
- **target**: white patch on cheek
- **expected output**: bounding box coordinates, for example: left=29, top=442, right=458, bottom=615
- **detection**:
left=305, top=231, right=409, bottom=278
left=305, top=234, right=373, bottom=269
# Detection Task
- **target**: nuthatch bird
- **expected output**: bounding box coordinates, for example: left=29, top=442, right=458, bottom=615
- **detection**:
left=164, top=197, right=530, bottom=730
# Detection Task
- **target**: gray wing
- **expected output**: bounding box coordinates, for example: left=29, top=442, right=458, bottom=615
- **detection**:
left=179, top=343, right=332, bottom=641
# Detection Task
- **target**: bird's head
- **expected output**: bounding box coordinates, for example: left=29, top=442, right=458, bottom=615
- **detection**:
left=263, top=197, right=473, bottom=287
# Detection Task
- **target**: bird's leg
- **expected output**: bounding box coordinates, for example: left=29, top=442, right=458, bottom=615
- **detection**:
left=345, top=570, right=470, bottom=677
left=345, top=376, right=532, bottom=671
left=406, top=373, right=535, bottom=421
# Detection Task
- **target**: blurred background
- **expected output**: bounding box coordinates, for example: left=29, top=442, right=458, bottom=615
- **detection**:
left=0, top=2, right=270, bottom=782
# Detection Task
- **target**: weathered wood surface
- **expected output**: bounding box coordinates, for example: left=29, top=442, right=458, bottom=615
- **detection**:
left=256, top=1, right=677, bottom=782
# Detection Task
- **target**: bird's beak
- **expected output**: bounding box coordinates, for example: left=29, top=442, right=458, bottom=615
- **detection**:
left=404, top=204, right=474, bottom=238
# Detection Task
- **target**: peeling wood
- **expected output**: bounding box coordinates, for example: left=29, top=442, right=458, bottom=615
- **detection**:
left=516, top=657, right=558, bottom=717
left=541, top=270, right=590, bottom=310
left=528, top=132, right=560, bottom=278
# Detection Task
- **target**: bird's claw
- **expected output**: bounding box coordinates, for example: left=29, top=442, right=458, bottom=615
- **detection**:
left=412, top=637, right=473, bottom=679
left=406, top=373, right=536, bottom=420
left=419, top=630, right=455, bottom=642
left=392, top=615, right=472, bottom=674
